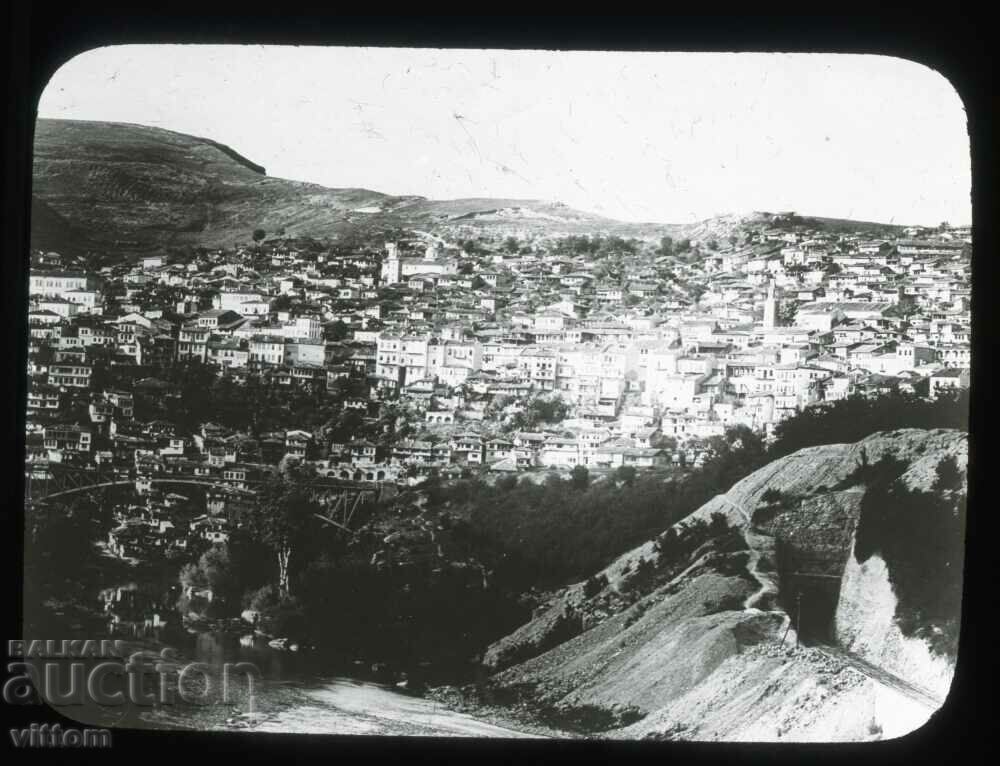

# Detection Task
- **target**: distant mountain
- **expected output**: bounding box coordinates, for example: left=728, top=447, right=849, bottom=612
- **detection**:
left=31, top=119, right=906, bottom=259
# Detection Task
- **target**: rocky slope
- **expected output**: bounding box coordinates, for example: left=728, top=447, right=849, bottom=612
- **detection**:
left=479, top=429, right=967, bottom=741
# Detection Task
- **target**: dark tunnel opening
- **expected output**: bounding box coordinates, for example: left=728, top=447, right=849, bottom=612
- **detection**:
left=783, top=576, right=842, bottom=645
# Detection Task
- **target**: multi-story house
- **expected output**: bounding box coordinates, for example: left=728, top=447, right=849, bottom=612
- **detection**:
left=27, top=383, right=62, bottom=412
left=43, top=424, right=92, bottom=453
left=518, top=347, right=558, bottom=391
left=249, top=335, right=286, bottom=367
left=48, top=362, right=92, bottom=388
left=177, top=324, right=210, bottom=362
left=207, top=338, right=250, bottom=369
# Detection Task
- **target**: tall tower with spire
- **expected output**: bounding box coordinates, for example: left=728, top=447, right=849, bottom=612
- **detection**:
left=381, top=242, right=401, bottom=285
left=763, top=280, right=778, bottom=329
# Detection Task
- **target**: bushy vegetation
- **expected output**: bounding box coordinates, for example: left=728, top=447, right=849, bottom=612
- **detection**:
left=760, top=488, right=786, bottom=505
left=133, top=358, right=375, bottom=438
left=853, top=455, right=966, bottom=657
left=435, top=430, right=762, bottom=588
left=582, top=572, right=609, bottom=598
left=551, top=234, right=640, bottom=258
left=505, top=395, right=571, bottom=432
left=149, top=390, right=969, bottom=674
left=770, top=390, right=969, bottom=460
left=654, top=513, right=739, bottom=570
left=538, top=702, right=645, bottom=734
left=429, top=392, right=968, bottom=591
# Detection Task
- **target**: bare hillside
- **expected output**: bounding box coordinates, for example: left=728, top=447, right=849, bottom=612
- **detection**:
left=479, top=429, right=966, bottom=741
left=31, top=119, right=906, bottom=259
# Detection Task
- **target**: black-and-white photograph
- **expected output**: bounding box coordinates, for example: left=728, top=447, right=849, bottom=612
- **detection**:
left=18, top=45, right=970, bottom=743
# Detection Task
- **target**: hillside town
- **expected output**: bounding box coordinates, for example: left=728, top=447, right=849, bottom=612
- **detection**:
left=25, top=216, right=971, bottom=553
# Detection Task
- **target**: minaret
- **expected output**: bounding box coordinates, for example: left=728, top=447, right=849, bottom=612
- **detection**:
left=763, top=280, right=777, bottom=329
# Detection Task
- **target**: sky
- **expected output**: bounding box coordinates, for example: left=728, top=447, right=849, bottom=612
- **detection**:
left=37, top=46, right=971, bottom=226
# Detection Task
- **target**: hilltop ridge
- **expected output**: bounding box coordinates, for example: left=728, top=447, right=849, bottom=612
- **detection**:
left=31, top=119, right=908, bottom=258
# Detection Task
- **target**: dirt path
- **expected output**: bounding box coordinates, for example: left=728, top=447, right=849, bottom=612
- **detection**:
left=814, top=644, right=944, bottom=711
left=715, top=488, right=943, bottom=715
left=712, top=494, right=780, bottom=612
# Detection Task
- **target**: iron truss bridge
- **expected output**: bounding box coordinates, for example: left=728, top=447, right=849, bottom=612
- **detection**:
left=24, top=462, right=383, bottom=534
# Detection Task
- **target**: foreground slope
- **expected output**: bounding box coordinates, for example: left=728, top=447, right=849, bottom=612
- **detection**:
left=482, top=429, right=966, bottom=741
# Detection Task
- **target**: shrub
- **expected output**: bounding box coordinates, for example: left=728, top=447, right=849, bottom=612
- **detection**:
left=708, top=512, right=730, bottom=537
left=570, top=465, right=590, bottom=490
left=615, top=465, right=638, bottom=486
left=654, top=527, right=680, bottom=558
left=623, top=557, right=656, bottom=593
left=496, top=474, right=518, bottom=492
left=242, top=584, right=306, bottom=637
left=933, top=455, right=963, bottom=492
left=582, top=572, right=608, bottom=599
left=760, top=488, right=785, bottom=505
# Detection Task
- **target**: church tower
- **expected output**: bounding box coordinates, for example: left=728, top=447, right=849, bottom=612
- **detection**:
left=763, top=280, right=778, bottom=329
left=381, top=242, right=401, bottom=285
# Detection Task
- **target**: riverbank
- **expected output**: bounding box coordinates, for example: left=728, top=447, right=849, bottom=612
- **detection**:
left=243, top=678, right=548, bottom=737
left=148, top=673, right=550, bottom=738
left=82, top=630, right=552, bottom=738
left=424, top=684, right=579, bottom=739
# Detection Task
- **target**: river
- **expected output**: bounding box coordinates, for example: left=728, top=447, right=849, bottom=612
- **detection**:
left=35, top=550, right=541, bottom=738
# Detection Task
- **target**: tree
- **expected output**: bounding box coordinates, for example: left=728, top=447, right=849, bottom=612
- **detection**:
left=570, top=465, right=590, bottom=490
left=243, top=469, right=321, bottom=598
left=657, top=236, right=674, bottom=257
left=708, top=512, right=730, bottom=537
left=583, top=572, right=608, bottom=598
left=324, top=320, right=350, bottom=341
left=932, top=455, right=963, bottom=492
left=777, top=301, right=798, bottom=326
left=706, top=239, right=719, bottom=251
left=331, top=408, right=366, bottom=442
left=178, top=545, right=239, bottom=612
left=615, top=465, right=638, bottom=486
left=252, top=228, right=267, bottom=243
left=676, top=238, right=692, bottom=253
left=271, top=294, right=294, bottom=313
left=497, top=474, right=518, bottom=492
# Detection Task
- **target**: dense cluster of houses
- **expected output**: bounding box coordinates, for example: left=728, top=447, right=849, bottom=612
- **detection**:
left=25, top=219, right=971, bottom=500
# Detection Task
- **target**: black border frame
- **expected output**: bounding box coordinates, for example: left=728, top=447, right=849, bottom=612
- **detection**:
left=2, top=9, right=993, bottom=765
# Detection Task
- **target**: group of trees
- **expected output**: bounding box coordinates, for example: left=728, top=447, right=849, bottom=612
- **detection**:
left=145, top=358, right=372, bottom=438
left=552, top=234, right=640, bottom=258
left=657, top=236, right=693, bottom=258
left=427, top=390, right=968, bottom=590
left=153, top=384, right=974, bottom=678
left=505, top=395, right=571, bottom=432
left=769, top=389, right=970, bottom=461
left=431, top=426, right=765, bottom=588
left=174, top=462, right=529, bottom=673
